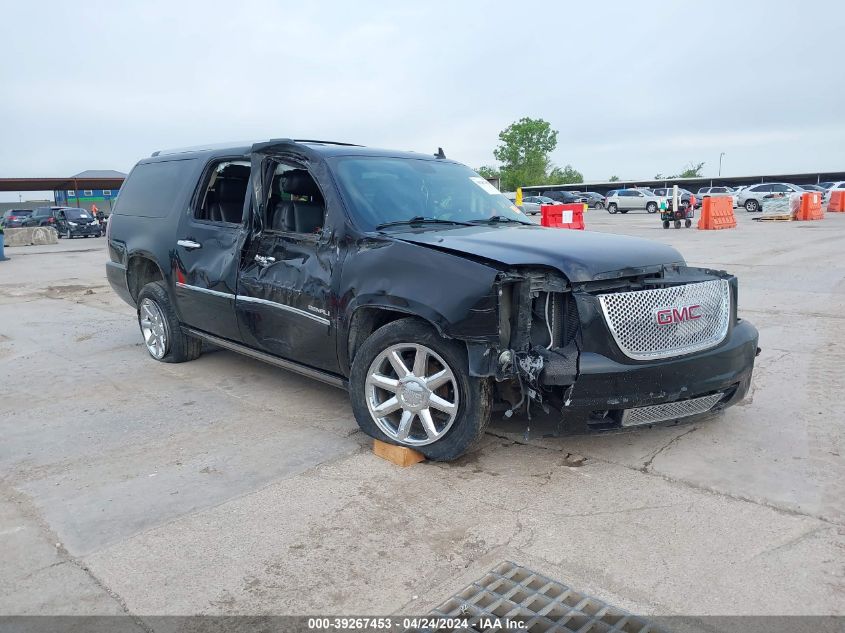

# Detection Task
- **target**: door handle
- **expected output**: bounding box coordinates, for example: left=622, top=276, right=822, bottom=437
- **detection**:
left=255, top=254, right=276, bottom=267
left=177, top=239, right=202, bottom=250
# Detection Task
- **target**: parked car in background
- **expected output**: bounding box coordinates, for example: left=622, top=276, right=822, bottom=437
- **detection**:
left=52, top=207, right=102, bottom=238
left=696, top=186, right=738, bottom=208
left=24, top=206, right=63, bottom=229
left=800, top=184, right=825, bottom=193
left=543, top=190, right=588, bottom=204
left=520, top=195, right=553, bottom=215
left=736, top=183, right=805, bottom=212
left=578, top=191, right=606, bottom=209
left=822, top=182, right=845, bottom=203
left=818, top=182, right=836, bottom=190
left=1, top=209, right=33, bottom=228
left=653, top=187, right=695, bottom=205
left=604, top=189, right=666, bottom=214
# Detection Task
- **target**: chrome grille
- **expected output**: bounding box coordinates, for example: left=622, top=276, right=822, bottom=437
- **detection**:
left=598, top=279, right=730, bottom=360
left=621, top=393, right=724, bottom=426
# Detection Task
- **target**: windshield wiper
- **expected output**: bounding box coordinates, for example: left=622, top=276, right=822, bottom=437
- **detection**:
left=468, top=215, right=532, bottom=225
left=375, top=216, right=474, bottom=230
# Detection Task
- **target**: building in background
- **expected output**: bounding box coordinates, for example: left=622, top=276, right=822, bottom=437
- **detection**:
left=53, top=170, right=126, bottom=212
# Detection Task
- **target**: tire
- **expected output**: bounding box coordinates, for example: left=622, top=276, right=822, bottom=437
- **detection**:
left=685, top=219, right=692, bottom=228
left=136, top=281, right=202, bottom=363
left=646, top=202, right=658, bottom=214
left=607, top=203, right=617, bottom=214
left=674, top=220, right=681, bottom=229
left=349, top=317, right=492, bottom=461
left=745, top=199, right=759, bottom=212
left=662, top=220, right=670, bottom=229
left=595, top=201, right=604, bottom=210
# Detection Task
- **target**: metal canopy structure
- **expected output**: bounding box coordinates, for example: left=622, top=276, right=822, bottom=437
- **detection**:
left=521, top=170, right=845, bottom=195
left=0, top=170, right=126, bottom=193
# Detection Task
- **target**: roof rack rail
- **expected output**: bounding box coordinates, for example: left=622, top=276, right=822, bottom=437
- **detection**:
left=292, top=139, right=363, bottom=147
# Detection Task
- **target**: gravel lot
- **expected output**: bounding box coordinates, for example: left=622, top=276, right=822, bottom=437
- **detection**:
left=1, top=211, right=843, bottom=625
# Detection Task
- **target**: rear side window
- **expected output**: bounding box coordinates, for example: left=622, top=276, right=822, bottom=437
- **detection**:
left=114, top=159, right=197, bottom=218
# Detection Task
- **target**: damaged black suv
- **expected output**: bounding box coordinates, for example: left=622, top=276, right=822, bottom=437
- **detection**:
left=106, top=139, right=759, bottom=460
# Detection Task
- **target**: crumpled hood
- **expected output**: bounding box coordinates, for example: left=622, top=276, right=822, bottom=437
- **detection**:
left=393, top=224, right=685, bottom=282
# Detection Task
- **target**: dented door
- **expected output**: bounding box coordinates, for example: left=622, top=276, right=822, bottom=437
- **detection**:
left=236, top=231, right=339, bottom=373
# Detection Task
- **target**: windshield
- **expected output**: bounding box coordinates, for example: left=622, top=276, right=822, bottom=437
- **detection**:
left=331, top=157, right=526, bottom=230
left=64, top=209, right=93, bottom=221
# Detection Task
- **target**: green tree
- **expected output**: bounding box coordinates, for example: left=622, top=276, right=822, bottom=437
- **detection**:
left=476, top=165, right=501, bottom=180
left=608, top=175, right=620, bottom=182
left=493, top=117, right=558, bottom=191
left=548, top=164, right=584, bottom=185
left=677, top=161, right=705, bottom=178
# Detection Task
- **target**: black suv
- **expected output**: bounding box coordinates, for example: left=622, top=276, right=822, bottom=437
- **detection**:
left=106, top=139, right=759, bottom=460
left=27, top=206, right=102, bottom=238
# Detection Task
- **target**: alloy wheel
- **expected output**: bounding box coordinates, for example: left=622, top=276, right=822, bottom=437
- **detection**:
left=365, top=343, right=459, bottom=446
left=139, top=298, right=169, bottom=359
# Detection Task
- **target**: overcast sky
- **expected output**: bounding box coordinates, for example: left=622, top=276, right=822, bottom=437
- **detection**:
left=1, top=0, right=843, bottom=201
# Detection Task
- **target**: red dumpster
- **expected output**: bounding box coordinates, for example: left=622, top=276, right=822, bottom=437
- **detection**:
left=540, top=203, right=585, bottom=230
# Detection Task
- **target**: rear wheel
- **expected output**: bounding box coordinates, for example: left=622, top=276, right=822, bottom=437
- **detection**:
left=595, top=201, right=604, bottom=210
left=646, top=202, right=658, bottom=214
left=350, top=318, right=492, bottom=461
left=685, top=219, right=692, bottom=228
left=607, top=203, right=617, bottom=214
left=662, top=220, right=670, bottom=229
left=674, top=220, right=682, bottom=229
left=136, top=281, right=202, bottom=363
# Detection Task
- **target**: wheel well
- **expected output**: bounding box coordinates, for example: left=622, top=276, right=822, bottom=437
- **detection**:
left=127, top=256, right=164, bottom=302
left=347, top=307, right=415, bottom=364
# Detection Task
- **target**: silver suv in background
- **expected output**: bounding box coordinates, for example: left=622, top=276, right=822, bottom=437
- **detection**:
left=736, top=183, right=805, bottom=212
left=605, top=188, right=667, bottom=214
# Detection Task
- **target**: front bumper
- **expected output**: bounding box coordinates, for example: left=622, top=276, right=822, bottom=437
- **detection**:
left=556, top=319, right=759, bottom=421
left=69, top=223, right=101, bottom=236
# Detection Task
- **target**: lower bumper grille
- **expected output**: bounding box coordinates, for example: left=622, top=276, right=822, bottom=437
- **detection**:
left=621, top=392, right=724, bottom=427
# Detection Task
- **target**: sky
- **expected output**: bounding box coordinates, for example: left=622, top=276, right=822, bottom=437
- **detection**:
left=1, top=0, right=843, bottom=201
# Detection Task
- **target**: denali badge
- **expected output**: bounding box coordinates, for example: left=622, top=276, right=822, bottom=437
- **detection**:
left=655, top=305, right=702, bottom=325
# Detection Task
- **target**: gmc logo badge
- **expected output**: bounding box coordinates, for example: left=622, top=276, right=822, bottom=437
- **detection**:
left=656, top=305, right=702, bottom=325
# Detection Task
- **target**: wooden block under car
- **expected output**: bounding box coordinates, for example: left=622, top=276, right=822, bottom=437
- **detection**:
left=372, top=439, right=426, bottom=467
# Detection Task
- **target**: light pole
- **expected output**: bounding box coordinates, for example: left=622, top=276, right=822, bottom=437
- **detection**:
left=719, top=152, right=726, bottom=177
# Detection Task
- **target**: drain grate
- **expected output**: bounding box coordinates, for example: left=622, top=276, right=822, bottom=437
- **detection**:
left=410, top=561, right=665, bottom=633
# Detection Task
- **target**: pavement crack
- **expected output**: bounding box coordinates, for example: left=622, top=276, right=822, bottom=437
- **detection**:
left=0, top=482, right=152, bottom=631
left=640, top=426, right=698, bottom=472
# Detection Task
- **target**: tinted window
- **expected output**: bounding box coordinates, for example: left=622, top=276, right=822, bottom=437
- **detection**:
left=332, top=157, right=524, bottom=230
left=114, top=159, right=197, bottom=218
left=750, top=184, right=770, bottom=192
left=771, top=184, right=789, bottom=192
left=64, top=208, right=93, bottom=220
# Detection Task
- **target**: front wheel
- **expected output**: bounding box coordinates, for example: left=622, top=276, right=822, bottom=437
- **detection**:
left=674, top=220, right=682, bottom=229
left=349, top=318, right=492, bottom=461
left=745, top=199, right=759, bottom=212
left=607, top=203, right=617, bottom=214
left=685, top=219, right=692, bottom=228
left=646, top=202, right=658, bottom=213
left=662, top=220, right=670, bottom=229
